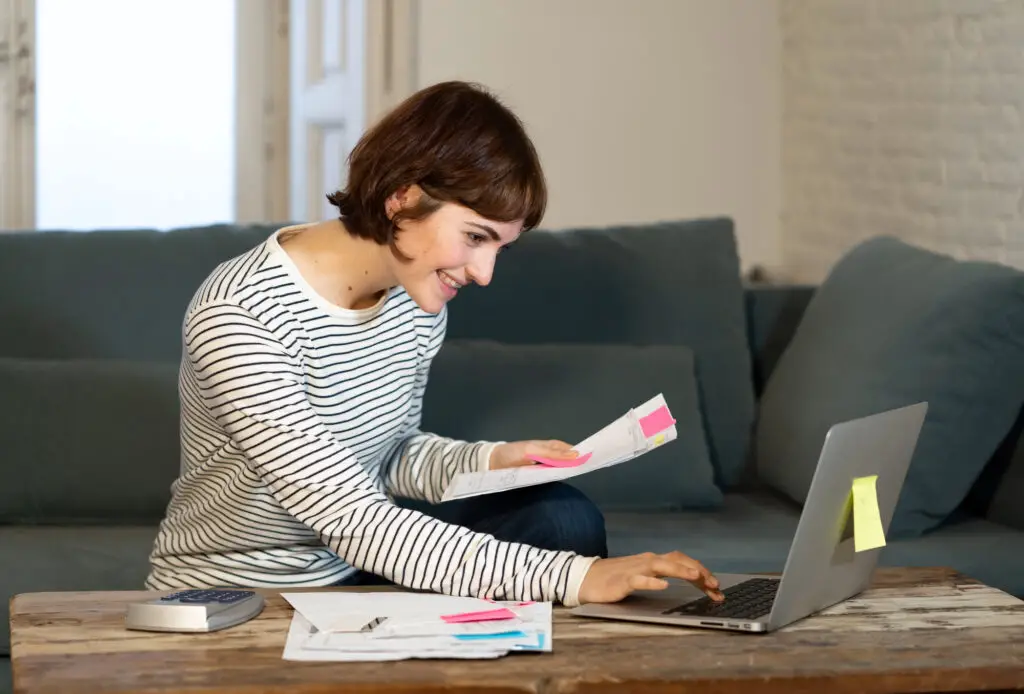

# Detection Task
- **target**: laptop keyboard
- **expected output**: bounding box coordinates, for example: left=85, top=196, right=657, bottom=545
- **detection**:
left=662, top=577, right=779, bottom=620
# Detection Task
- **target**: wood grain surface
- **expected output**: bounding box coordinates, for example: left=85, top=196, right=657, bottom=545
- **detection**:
left=10, top=567, right=1024, bottom=694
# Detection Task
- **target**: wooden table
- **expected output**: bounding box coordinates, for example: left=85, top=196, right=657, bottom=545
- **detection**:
left=10, top=567, right=1024, bottom=693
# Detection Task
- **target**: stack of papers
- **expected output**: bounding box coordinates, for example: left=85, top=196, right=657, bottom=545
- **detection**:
left=442, top=393, right=678, bottom=501
left=281, top=592, right=552, bottom=661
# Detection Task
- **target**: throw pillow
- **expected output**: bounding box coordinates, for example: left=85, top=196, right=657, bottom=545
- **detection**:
left=441, top=218, right=755, bottom=489
left=0, top=357, right=181, bottom=523
left=755, top=236, right=1024, bottom=537
left=420, top=340, right=723, bottom=512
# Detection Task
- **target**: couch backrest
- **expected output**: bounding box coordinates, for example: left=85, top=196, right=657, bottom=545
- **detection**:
left=3, top=223, right=1021, bottom=531
left=0, top=218, right=758, bottom=523
left=0, top=224, right=280, bottom=361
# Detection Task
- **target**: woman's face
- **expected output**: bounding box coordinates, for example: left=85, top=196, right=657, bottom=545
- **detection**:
left=388, top=187, right=522, bottom=314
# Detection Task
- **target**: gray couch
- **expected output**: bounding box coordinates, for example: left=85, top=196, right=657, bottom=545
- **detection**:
left=3, top=217, right=1023, bottom=692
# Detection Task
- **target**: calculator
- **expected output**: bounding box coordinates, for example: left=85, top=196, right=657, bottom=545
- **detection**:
left=125, top=588, right=265, bottom=633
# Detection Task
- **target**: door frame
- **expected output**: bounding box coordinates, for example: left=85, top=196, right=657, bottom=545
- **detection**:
left=0, top=0, right=35, bottom=231
left=235, top=0, right=291, bottom=224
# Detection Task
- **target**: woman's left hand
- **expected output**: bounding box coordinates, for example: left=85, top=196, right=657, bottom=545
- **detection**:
left=488, top=440, right=580, bottom=470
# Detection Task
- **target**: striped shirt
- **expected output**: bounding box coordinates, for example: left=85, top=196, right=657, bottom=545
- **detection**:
left=146, top=226, right=596, bottom=605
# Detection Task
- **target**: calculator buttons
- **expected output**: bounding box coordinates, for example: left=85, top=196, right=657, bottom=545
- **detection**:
left=159, top=589, right=254, bottom=604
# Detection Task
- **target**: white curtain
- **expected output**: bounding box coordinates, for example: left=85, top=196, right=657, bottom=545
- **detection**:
left=0, top=0, right=34, bottom=230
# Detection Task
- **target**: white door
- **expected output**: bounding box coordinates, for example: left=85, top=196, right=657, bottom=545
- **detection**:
left=288, top=0, right=418, bottom=224
left=289, top=0, right=367, bottom=223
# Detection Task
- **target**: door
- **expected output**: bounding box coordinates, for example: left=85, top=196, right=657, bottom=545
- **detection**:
left=288, top=0, right=418, bottom=224
left=289, top=0, right=366, bottom=223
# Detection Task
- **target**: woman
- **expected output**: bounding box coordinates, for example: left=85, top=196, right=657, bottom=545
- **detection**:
left=147, top=81, right=723, bottom=607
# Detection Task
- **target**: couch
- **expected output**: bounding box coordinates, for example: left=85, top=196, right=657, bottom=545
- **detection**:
left=3, top=217, right=1023, bottom=692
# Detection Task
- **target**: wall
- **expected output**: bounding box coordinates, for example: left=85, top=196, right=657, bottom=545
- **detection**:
left=415, top=0, right=781, bottom=272
left=781, top=0, right=1024, bottom=283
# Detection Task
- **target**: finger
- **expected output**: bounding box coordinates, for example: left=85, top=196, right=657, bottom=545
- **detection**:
left=650, top=557, right=723, bottom=600
left=510, top=458, right=539, bottom=467
left=544, top=440, right=576, bottom=453
left=531, top=442, right=579, bottom=459
left=666, top=552, right=719, bottom=590
left=628, top=574, right=669, bottom=592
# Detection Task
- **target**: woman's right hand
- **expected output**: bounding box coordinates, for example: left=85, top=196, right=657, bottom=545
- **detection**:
left=577, top=551, right=725, bottom=604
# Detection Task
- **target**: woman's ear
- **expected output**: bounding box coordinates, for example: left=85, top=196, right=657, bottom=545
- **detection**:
left=387, top=185, right=430, bottom=221
left=385, top=185, right=413, bottom=220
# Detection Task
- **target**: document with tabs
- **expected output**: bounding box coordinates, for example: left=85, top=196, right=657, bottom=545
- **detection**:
left=442, top=393, right=678, bottom=502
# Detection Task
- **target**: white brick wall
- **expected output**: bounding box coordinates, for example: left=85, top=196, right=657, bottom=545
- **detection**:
left=781, top=0, right=1024, bottom=283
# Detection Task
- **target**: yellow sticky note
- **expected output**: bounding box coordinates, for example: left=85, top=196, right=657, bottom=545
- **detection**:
left=654, top=434, right=666, bottom=445
left=852, top=475, right=886, bottom=552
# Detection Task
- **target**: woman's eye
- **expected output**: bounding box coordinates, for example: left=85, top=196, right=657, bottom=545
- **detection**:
left=467, top=233, right=486, bottom=245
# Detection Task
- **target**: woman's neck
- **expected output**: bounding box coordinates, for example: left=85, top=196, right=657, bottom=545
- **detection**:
left=278, top=219, right=395, bottom=310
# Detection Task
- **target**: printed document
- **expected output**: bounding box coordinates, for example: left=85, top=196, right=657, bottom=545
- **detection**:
left=441, top=393, right=677, bottom=502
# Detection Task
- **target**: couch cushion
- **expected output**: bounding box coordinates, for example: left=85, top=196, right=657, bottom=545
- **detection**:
left=755, top=236, right=1024, bottom=537
left=0, top=358, right=180, bottom=523
left=0, top=525, right=159, bottom=655
left=421, top=340, right=722, bottom=511
left=0, top=224, right=277, bottom=361
left=442, top=218, right=754, bottom=488
left=985, top=430, right=1024, bottom=531
left=605, top=492, right=1024, bottom=598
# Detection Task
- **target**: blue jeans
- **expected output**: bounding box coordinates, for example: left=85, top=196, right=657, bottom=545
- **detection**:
left=340, top=482, right=608, bottom=586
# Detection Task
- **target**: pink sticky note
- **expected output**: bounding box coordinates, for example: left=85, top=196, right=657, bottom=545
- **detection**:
left=441, top=607, right=517, bottom=623
left=528, top=452, right=592, bottom=468
left=639, top=405, right=676, bottom=438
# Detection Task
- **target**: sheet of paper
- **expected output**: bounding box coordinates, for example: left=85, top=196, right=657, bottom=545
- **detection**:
left=281, top=592, right=494, bottom=633
left=281, top=595, right=552, bottom=662
left=283, top=611, right=512, bottom=661
left=852, top=475, right=886, bottom=552
left=441, top=393, right=677, bottom=501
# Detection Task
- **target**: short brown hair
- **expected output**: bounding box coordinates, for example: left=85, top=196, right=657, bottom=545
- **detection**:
left=326, top=81, right=547, bottom=257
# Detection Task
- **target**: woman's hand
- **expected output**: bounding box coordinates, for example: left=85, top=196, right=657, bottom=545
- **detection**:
left=488, top=440, right=580, bottom=470
left=578, top=551, right=725, bottom=604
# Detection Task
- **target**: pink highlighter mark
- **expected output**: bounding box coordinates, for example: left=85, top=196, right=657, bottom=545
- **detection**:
left=441, top=607, right=517, bottom=624
left=639, top=405, right=676, bottom=438
left=528, top=452, right=592, bottom=468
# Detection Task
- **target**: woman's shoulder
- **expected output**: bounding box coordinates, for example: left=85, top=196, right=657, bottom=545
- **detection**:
left=184, top=241, right=279, bottom=320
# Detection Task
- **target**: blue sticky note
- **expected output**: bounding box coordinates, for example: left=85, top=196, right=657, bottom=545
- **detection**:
left=513, top=633, right=546, bottom=651
left=453, top=630, right=527, bottom=641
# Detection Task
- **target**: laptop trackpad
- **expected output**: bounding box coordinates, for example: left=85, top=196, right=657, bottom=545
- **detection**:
left=615, top=572, right=763, bottom=608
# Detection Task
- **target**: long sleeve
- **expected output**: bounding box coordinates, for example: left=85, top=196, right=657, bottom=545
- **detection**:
left=184, top=299, right=593, bottom=604
left=383, top=306, right=501, bottom=503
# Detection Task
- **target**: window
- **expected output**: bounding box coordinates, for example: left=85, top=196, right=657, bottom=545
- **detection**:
left=35, top=0, right=236, bottom=230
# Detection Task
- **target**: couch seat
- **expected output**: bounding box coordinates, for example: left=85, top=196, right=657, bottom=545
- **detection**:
left=605, top=492, right=1024, bottom=598
left=0, top=525, right=158, bottom=656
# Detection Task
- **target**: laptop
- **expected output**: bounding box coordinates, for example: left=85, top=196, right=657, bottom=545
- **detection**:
left=570, top=401, right=929, bottom=633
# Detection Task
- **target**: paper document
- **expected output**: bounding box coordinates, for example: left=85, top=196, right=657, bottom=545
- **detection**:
left=441, top=393, right=678, bottom=502
left=281, top=591, right=551, bottom=661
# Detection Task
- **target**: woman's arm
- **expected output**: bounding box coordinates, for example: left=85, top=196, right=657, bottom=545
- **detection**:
left=382, top=306, right=503, bottom=502
left=185, top=299, right=594, bottom=604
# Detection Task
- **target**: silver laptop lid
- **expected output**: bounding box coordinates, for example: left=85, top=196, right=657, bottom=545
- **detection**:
left=766, top=402, right=928, bottom=631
